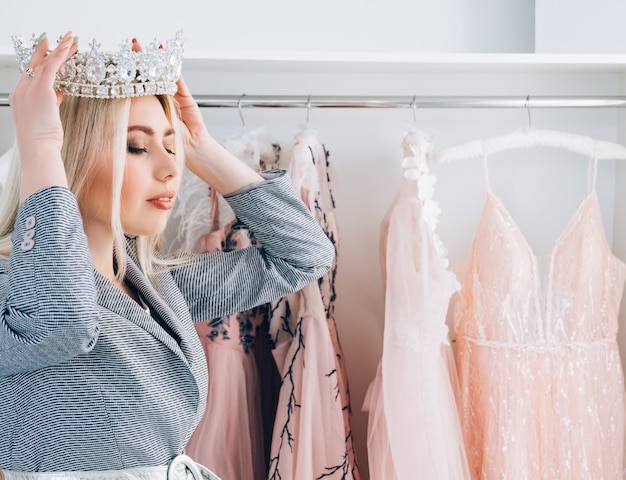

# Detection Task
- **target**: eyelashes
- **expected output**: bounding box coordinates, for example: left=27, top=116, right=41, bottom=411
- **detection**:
left=127, top=145, right=175, bottom=155
left=127, top=145, right=148, bottom=155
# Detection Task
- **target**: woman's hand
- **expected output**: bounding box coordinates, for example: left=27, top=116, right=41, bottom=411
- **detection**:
left=171, top=73, right=263, bottom=194
left=9, top=31, right=78, bottom=199
left=131, top=37, right=264, bottom=194
left=175, top=75, right=264, bottom=194
left=172, top=75, right=215, bottom=172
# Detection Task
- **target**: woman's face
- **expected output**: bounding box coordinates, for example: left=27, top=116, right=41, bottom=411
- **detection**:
left=121, top=96, right=180, bottom=236
left=81, top=95, right=180, bottom=239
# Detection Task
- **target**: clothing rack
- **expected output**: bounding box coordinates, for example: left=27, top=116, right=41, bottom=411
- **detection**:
left=192, top=95, right=626, bottom=109
left=2, top=94, right=626, bottom=109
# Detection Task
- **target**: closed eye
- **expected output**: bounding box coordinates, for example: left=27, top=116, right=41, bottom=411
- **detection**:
left=128, top=146, right=148, bottom=155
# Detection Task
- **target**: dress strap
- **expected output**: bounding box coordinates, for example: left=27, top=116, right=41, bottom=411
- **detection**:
left=586, top=144, right=599, bottom=194
left=480, top=139, right=492, bottom=196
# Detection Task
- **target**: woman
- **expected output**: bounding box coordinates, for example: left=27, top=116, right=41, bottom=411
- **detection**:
left=0, top=31, right=334, bottom=477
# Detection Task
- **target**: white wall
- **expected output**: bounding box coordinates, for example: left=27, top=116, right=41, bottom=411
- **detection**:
left=1, top=0, right=533, bottom=54
left=536, top=0, right=626, bottom=53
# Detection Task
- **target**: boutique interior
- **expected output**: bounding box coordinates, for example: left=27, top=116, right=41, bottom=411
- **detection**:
left=2, top=2, right=626, bottom=478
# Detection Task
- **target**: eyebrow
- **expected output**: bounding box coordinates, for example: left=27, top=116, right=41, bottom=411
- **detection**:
left=128, top=125, right=175, bottom=136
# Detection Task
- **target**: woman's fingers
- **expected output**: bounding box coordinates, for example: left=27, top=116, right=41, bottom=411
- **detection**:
left=131, top=38, right=143, bottom=52
left=38, top=32, right=75, bottom=77
left=20, top=32, right=75, bottom=84
left=24, top=34, right=49, bottom=73
left=10, top=31, right=77, bottom=141
left=175, top=75, right=194, bottom=103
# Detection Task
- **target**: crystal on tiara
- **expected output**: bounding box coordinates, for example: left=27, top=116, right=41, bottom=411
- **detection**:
left=11, top=31, right=184, bottom=99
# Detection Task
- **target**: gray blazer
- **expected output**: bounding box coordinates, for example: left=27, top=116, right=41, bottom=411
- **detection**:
left=0, top=171, right=334, bottom=472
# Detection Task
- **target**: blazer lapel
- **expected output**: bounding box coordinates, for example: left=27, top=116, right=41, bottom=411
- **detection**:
left=93, top=263, right=191, bottom=368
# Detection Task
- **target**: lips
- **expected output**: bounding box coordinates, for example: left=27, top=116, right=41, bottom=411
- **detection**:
left=148, top=191, right=175, bottom=210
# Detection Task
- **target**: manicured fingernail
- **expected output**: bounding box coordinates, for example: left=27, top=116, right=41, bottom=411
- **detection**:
left=132, top=38, right=137, bottom=44
left=72, top=36, right=79, bottom=44
left=36, top=32, right=47, bottom=45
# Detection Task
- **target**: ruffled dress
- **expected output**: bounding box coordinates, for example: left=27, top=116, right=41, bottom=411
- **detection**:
left=363, top=130, right=470, bottom=479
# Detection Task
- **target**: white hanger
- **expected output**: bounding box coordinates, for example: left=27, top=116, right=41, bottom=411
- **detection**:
left=305, top=94, right=312, bottom=130
left=237, top=94, right=247, bottom=133
left=433, top=96, right=626, bottom=163
left=434, top=128, right=626, bottom=163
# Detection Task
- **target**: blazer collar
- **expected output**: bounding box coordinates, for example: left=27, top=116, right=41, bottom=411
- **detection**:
left=93, top=258, right=192, bottom=368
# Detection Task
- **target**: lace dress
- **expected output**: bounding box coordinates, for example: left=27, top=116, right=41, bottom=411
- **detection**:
left=454, top=153, right=626, bottom=479
left=266, top=129, right=360, bottom=480
left=363, top=130, right=470, bottom=479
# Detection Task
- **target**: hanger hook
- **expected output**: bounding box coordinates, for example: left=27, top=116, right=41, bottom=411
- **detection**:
left=238, top=94, right=247, bottom=131
left=305, top=95, right=312, bottom=130
left=525, top=94, right=532, bottom=129
left=411, top=95, right=417, bottom=127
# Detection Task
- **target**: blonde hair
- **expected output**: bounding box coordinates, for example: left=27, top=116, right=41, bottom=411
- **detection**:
left=0, top=94, right=185, bottom=284
left=0, top=145, right=20, bottom=254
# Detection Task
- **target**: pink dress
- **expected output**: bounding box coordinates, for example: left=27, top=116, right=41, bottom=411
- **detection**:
left=182, top=130, right=358, bottom=479
left=266, top=129, right=360, bottom=480
left=185, top=193, right=269, bottom=480
left=184, top=135, right=284, bottom=480
left=454, top=154, right=626, bottom=478
left=363, top=130, right=470, bottom=479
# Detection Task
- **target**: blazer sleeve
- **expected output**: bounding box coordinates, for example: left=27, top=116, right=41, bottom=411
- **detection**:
left=170, top=170, right=335, bottom=321
left=0, top=187, right=100, bottom=377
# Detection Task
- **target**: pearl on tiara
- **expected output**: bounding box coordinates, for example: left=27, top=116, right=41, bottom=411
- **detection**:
left=11, top=31, right=184, bottom=99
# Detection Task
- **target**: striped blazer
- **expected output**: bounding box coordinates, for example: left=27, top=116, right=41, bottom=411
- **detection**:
left=0, top=171, right=334, bottom=472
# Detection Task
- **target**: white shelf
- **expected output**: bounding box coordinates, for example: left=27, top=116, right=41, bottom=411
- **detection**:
left=179, top=51, right=626, bottom=74
left=3, top=48, right=626, bottom=74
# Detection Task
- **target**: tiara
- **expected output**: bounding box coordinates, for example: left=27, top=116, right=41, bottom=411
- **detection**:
left=12, top=31, right=184, bottom=99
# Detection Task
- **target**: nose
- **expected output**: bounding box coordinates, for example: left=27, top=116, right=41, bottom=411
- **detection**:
left=155, top=146, right=179, bottom=181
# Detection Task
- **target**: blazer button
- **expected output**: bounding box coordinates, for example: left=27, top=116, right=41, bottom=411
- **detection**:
left=24, top=215, right=36, bottom=229
left=21, top=239, right=35, bottom=251
left=23, top=228, right=35, bottom=241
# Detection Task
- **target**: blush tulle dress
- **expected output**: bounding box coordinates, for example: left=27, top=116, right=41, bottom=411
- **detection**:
left=454, top=153, right=626, bottom=479
left=363, top=130, right=470, bottom=479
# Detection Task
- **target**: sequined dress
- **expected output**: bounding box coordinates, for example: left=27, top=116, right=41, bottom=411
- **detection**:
left=454, top=154, right=626, bottom=479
